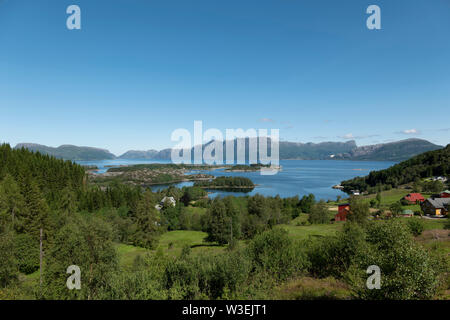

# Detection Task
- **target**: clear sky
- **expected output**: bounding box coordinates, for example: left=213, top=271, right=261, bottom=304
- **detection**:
left=1, top=0, right=449, bottom=155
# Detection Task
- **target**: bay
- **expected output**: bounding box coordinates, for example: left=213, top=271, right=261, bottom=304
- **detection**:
left=76, top=159, right=395, bottom=201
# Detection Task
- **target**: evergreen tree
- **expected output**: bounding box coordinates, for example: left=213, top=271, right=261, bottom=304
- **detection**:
left=130, top=190, right=161, bottom=249
left=205, top=199, right=230, bottom=245
left=0, top=174, right=25, bottom=230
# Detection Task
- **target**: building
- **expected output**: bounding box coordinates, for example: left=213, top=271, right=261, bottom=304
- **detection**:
left=421, top=198, right=450, bottom=216
left=403, top=193, right=425, bottom=204
left=351, top=190, right=360, bottom=196
left=433, top=176, right=448, bottom=182
left=155, top=196, right=176, bottom=211
left=401, top=209, right=414, bottom=217
left=440, top=190, right=450, bottom=198
left=335, top=203, right=350, bottom=222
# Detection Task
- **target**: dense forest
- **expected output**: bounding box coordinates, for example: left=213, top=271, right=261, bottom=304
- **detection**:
left=341, top=144, right=450, bottom=193
left=0, top=144, right=448, bottom=300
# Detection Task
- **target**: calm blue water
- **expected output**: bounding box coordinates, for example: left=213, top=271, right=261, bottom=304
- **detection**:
left=76, top=159, right=395, bottom=201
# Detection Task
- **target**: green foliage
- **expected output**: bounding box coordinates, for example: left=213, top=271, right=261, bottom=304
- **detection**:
left=194, top=176, right=255, bottom=188
left=180, top=186, right=206, bottom=205
left=445, top=219, right=450, bottom=230
left=341, top=144, right=450, bottom=193
left=298, top=194, right=315, bottom=214
left=246, top=228, right=309, bottom=281
left=306, top=223, right=368, bottom=279
left=14, top=233, right=39, bottom=274
left=389, top=202, right=403, bottom=217
left=205, top=199, right=231, bottom=245
left=351, top=220, right=439, bottom=299
left=407, top=218, right=425, bottom=236
left=348, top=197, right=370, bottom=225
left=42, top=215, right=119, bottom=299
left=308, top=201, right=330, bottom=224
left=129, top=190, right=162, bottom=249
left=422, top=180, right=444, bottom=193
left=0, top=230, right=18, bottom=287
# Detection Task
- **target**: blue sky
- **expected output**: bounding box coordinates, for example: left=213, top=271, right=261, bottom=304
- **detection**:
left=1, top=0, right=449, bottom=155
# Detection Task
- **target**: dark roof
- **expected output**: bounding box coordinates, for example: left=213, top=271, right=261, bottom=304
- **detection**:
left=338, top=203, right=350, bottom=206
left=424, top=198, right=450, bottom=209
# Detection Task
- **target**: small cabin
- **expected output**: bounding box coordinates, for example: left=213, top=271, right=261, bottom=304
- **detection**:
left=335, top=203, right=350, bottom=222
left=421, top=198, right=450, bottom=216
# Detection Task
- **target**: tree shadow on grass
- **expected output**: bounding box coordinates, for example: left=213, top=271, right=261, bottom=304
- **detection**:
left=190, top=243, right=223, bottom=249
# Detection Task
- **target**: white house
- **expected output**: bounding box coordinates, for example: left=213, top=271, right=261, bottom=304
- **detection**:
left=155, top=196, right=176, bottom=211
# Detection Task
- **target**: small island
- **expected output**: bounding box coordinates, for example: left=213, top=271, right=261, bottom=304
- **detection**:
left=225, top=164, right=282, bottom=172
left=194, top=176, right=255, bottom=189
left=88, top=163, right=215, bottom=186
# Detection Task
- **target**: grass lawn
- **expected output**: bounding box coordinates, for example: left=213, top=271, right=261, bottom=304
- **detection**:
left=278, top=222, right=343, bottom=241
left=116, top=230, right=226, bottom=268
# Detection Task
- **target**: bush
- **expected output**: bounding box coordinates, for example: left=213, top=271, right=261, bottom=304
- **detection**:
left=407, top=218, right=425, bottom=236
left=306, top=223, right=367, bottom=278
left=246, top=228, right=309, bottom=280
left=444, top=219, right=450, bottom=230
left=350, top=220, right=440, bottom=300
left=308, top=201, right=330, bottom=224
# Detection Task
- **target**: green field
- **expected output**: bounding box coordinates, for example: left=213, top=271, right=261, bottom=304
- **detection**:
left=116, top=230, right=226, bottom=268
left=279, top=222, right=343, bottom=241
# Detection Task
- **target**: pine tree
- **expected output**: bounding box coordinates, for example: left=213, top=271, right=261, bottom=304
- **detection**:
left=131, top=190, right=161, bottom=249
left=0, top=174, right=25, bottom=230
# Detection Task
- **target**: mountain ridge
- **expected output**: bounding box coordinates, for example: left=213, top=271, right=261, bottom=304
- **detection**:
left=14, top=138, right=443, bottom=162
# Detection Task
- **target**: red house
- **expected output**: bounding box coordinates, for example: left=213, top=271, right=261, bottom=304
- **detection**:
left=440, top=191, right=450, bottom=198
left=335, top=203, right=350, bottom=222
left=403, top=193, right=425, bottom=204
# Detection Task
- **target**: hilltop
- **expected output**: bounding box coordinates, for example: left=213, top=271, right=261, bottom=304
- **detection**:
left=341, top=144, right=450, bottom=193
left=14, top=143, right=116, bottom=161
left=14, top=138, right=443, bottom=162
left=332, top=138, right=441, bottom=161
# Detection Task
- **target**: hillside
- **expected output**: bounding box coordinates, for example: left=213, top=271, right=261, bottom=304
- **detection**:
left=332, top=138, right=441, bottom=161
left=15, top=138, right=443, bottom=162
left=119, top=138, right=441, bottom=161
left=341, top=144, right=450, bottom=193
left=279, top=140, right=357, bottom=159
left=14, top=143, right=116, bottom=161
left=117, top=150, right=159, bottom=159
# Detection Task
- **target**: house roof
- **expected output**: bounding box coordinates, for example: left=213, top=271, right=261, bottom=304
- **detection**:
left=441, top=190, right=450, bottom=194
left=424, top=198, right=450, bottom=209
left=338, top=203, right=350, bottom=207
left=404, top=193, right=424, bottom=201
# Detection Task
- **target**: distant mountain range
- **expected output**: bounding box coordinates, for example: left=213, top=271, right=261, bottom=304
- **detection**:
left=331, top=139, right=442, bottom=161
left=14, top=143, right=116, bottom=161
left=14, top=138, right=443, bottom=162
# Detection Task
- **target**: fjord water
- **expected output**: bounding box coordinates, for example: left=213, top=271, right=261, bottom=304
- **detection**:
left=77, top=159, right=395, bottom=201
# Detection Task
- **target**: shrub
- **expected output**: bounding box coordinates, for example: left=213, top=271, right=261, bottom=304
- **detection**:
left=407, top=218, right=425, bottom=236
left=444, top=219, right=450, bottom=230
left=349, top=220, right=439, bottom=300
left=306, top=223, right=367, bottom=278
left=246, top=228, right=309, bottom=280
left=308, top=201, right=330, bottom=224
